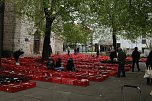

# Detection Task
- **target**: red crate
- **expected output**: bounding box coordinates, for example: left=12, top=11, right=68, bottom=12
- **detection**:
left=22, top=81, right=36, bottom=89
left=87, top=75, right=96, bottom=81
left=108, top=71, right=117, bottom=76
left=61, top=78, right=77, bottom=85
left=74, top=79, right=89, bottom=87
left=40, top=76, right=52, bottom=82
left=32, top=75, right=41, bottom=80
left=75, top=75, right=83, bottom=79
left=102, top=74, right=109, bottom=79
left=52, top=77, right=62, bottom=84
left=93, top=76, right=105, bottom=82
left=0, top=84, right=24, bottom=93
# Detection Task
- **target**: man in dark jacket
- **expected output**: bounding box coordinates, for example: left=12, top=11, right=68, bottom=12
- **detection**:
left=117, top=48, right=126, bottom=77
left=131, top=47, right=141, bottom=72
left=146, top=50, right=152, bottom=84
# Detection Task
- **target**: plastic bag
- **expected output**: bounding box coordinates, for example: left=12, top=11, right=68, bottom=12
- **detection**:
left=144, top=69, right=152, bottom=78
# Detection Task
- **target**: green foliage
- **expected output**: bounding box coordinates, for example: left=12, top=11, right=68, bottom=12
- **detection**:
left=62, top=23, right=91, bottom=44
left=9, top=0, right=92, bottom=34
left=120, top=0, right=152, bottom=39
left=90, top=0, right=152, bottom=41
left=6, top=0, right=152, bottom=46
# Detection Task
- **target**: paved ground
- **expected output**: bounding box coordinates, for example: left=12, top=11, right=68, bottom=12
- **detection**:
left=0, top=63, right=151, bottom=101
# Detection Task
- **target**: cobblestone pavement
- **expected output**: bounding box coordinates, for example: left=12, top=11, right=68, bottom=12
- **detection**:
left=0, top=63, right=151, bottom=101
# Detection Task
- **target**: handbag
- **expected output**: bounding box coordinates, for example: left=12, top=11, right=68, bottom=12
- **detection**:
left=144, top=66, right=152, bottom=78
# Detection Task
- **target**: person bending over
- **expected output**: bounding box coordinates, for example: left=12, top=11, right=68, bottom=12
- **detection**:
left=13, top=49, right=24, bottom=65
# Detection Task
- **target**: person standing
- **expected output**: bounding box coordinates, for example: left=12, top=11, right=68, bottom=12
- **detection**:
left=74, top=48, right=77, bottom=55
left=67, top=46, right=70, bottom=55
left=145, top=50, right=152, bottom=84
left=110, top=51, right=116, bottom=63
left=117, top=48, right=126, bottom=77
left=96, top=49, right=99, bottom=57
left=131, top=47, right=141, bottom=72
left=110, top=46, right=117, bottom=63
left=76, top=47, right=79, bottom=53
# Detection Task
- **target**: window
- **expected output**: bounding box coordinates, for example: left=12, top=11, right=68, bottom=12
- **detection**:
left=142, top=39, right=146, bottom=44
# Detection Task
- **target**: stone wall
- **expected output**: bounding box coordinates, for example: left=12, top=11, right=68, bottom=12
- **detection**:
left=19, top=18, right=35, bottom=56
left=50, top=34, right=63, bottom=54
left=13, top=19, right=21, bottom=51
left=3, top=2, right=17, bottom=52
left=3, top=1, right=63, bottom=57
left=3, top=2, right=35, bottom=56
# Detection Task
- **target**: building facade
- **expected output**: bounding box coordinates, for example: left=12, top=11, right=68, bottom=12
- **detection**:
left=1, top=2, right=63, bottom=57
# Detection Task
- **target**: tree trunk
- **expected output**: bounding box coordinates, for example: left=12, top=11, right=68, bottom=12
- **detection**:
left=42, top=17, right=53, bottom=61
left=0, top=1, right=4, bottom=69
left=112, top=30, right=117, bottom=51
left=112, top=28, right=117, bottom=58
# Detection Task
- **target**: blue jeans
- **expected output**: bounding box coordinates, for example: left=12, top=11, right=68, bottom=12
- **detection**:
left=54, top=67, right=64, bottom=71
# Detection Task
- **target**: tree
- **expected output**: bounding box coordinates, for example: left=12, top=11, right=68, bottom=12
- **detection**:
left=120, top=0, right=152, bottom=41
left=5, top=0, right=93, bottom=60
left=62, top=23, right=91, bottom=45
left=88, top=0, right=152, bottom=50
left=3, top=0, right=151, bottom=61
left=86, top=0, right=124, bottom=51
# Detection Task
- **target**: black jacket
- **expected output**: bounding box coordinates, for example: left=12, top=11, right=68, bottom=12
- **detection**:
left=13, top=50, right=24, bottom=58
left=55, top=60, right=61, bottom=67
left=146, top=51, right=152, bottom=67
left=66, top=59, right=75, bottom=71
left=132, top=50, right=140, bottom=61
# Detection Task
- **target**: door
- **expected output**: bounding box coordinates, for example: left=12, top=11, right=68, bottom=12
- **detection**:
left=33, top=35, right=40, bottom=54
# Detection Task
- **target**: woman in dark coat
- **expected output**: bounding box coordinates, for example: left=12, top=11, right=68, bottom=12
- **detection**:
left=146, top=50, right=152, bottom=84
left=66, top=58, right=75, bottom=71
